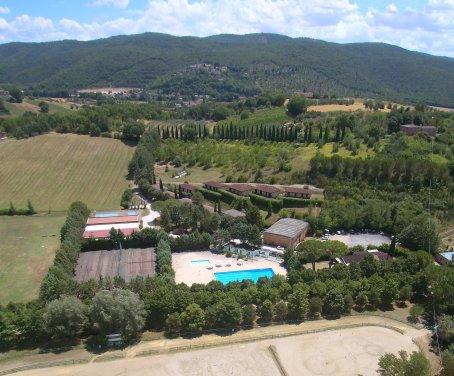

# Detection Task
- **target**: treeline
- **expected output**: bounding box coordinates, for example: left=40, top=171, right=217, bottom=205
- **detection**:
left=212, top=122, right=298, bottom=142
left=307, top=154, right=451, bottom=190
left=128, top=128, right=160, bottom=183
left=0, top=201, right=35, bottom=216
left=39, top=202, right=90, bottom=303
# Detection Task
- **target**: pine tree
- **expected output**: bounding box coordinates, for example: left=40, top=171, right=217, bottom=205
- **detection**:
left=159, top=178, right=164, bottom=191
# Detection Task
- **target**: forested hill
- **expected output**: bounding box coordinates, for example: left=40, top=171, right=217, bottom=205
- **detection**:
left=0, top=32, right=454, bottom=106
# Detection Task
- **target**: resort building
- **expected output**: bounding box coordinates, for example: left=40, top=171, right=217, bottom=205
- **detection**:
left=203, top=181, right=227, bottom=191
left=435, top=252, right=454, bottom=266
left=180, top=183, right=197, bottom=195
left=83, top=211, right=141, bottom=239
left=229, top=184, right=253, bottom=196
left=263, top=218, right=309, bottom=248
left=253, top=184, right=281, bottom=198
left=337, top=250, right=392, bottom=266
left=284, top=187, right=313, bottom=199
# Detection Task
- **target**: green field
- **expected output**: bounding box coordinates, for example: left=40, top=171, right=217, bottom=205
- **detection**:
left=0, top=134, right=135, bottom=211
left=0, top=213, right=65, bottom=303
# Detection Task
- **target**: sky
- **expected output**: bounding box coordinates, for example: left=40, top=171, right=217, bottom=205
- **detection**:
left=0, top=0, right=453, bottom=57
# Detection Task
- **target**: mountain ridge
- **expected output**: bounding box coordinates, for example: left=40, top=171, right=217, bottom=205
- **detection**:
left=0, top=32, right=453, bottom=106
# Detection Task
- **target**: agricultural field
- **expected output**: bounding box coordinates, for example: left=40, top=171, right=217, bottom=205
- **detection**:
left=0, top=98, right=73, bottom=118
left=24, top=98, right=74, bottom=114
left=308, top=102, right=368, bottom=112
left=0, top=133, right=135, bottom=211
left=0, top=213, right=65, bottom=303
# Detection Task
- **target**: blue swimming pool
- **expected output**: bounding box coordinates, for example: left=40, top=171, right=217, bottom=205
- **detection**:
left=95, top=211, right=138, bottom=218
left=191, top=259, right=211, bottom=265
left=214, top=268, right=275, bottom=284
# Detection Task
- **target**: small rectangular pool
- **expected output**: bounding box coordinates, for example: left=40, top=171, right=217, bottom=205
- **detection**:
left=214, top=268, right=275, bottom=284
left=191, top=259, right=211, bottom=265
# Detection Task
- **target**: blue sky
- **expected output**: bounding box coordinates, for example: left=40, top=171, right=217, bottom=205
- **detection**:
left=0, top=0, right=453, bottom=57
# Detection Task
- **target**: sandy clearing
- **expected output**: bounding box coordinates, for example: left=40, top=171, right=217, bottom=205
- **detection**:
left=13, top=326, right=421, bottom=376
left=330, top=234, right=391, bottom=248
left=172, top=251, right=287, bottom=285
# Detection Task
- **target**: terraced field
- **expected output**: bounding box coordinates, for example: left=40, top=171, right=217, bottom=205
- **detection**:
left=0, top=133, right=135, bottom=211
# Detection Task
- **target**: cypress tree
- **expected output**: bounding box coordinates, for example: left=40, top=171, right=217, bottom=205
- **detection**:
left=203, top=124, right=208, bottom=138
left=280, top=127, right=284, bottom=141
left=259, top=124, right=264, bottom=139
left=179, top=125, right=184, bottom=140
left=178, top=184, right=183, bottom=197
left=255, top=125, right=259, bottom=138
left=324, top=125, right=329, bottom=143
left=229, top=121, right=233, bottom=140
left=198, top=124, right=202, bottom=138
left=304, top=126, right=308, bottom=142
left=171, top=127, right=175, bottom=139
left=159, top=178, right=164, bottom=191
left=335, top=125, right=340, bottom=142
left=308, top=124, right=313, bottom=143
left=318, top=126, right=323, bottom=140
left=174, top=186, right=178, bottom=199
left=284, top=126, right=288, bottom=141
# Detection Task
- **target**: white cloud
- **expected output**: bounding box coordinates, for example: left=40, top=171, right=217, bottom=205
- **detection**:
left=91, top=0, right=129, bottom=8
left=0, top=6, right=10, bottom=14
left=0, top=1, right=453, bottom=57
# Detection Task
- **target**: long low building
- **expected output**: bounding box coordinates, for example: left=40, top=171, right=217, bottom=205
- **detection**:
left=263, top=218, right=309, bottom=248
left=84, top=210, right=141, bottom=239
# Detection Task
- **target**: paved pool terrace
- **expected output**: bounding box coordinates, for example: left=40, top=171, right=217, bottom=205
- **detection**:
left=173, top=251, right=287, bottom=285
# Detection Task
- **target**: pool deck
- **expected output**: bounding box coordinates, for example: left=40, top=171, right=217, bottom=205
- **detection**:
left=172, top=251, right=287, bottom=285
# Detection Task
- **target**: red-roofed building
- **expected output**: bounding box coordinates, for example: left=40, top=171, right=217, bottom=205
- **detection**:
left=83, top=228, right=138, bottom=239
left=203, top=181, right=227, bottom=191
left=253, top=184, right=281, bottom=198
left=400, top=124, right=436, bottom=137
left=284, top=187, right=313, bottom=199
left=229, top=184, right=252, bottom=196
left=180, top=183, right=197, bottom=195
left=86, top=216, right=140, bottom=226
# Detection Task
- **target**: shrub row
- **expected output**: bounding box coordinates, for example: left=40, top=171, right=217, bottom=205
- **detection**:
left=248, top=193, right=283, bottom=212
left=197, top=187, right=222, bottom=201
left=218, top=189, right=240, bottom=204
left=39, top=202, right=90, bottom=303
left=282, top=197, right=324, bottom=208
left=156, top=239, right=175, bottom=281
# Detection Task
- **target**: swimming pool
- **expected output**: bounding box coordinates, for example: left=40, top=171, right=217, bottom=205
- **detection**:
left=214, top=268, right=275, bottom=284
left=191, top=259, right=211, bottom=265
left=95, top=211, right=138, bottom=218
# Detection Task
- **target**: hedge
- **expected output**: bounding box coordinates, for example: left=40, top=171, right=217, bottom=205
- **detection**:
left=248, top=193, right=283, bottom=212
left=282, top=197, right=324, bottom=208
left=218, top=189, right=241, bottom=204
left=198, top=187, right=222, bottom=201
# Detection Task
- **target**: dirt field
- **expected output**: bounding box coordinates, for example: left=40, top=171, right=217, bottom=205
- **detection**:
left=75, top=248, right=155, bottom=282
left=0, top=133, right=135, bottom=211
left=13, top=326, right=420, bottom=376
left=308, top=102, right=391, bottom=113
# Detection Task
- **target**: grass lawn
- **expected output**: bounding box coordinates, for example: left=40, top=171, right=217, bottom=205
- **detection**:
left=25, top=98, right=73, bottom=114
left=0, top=133, right=135, bottom=211
left=0, top=213, right=65, bottom=303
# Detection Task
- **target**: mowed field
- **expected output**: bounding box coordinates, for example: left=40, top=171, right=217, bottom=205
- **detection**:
left=0, top=134, right=135, bottom=211
left=0, top=213, right=65, bottom=303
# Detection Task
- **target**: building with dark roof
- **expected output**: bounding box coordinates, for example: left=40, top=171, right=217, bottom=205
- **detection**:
left=223, top=208, right=246, bottom=218
left=229, top=184, right=253, bottom=196
left=203, top=181, right=227, bottom=191
left=338, top=251, right=391, bottom=266
left=253, top=184, right=281, bottom=198
left=180, top=183, right=197, bottom=195
left=263, top=218, right=309, bottom=248
left=400, top=124, right=436, bottom=137
left=284, top=187, right=313, bottom=199
left=435, top=252, right=454, bottom=266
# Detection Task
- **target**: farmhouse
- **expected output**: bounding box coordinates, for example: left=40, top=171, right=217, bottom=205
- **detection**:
left=400, top=124, right=436, bottom=137
left=263, top=218, right=309, bottom=248
left=223, top=208, right=246, bottom=218
left=229, top=184, right=253, bottom=196
left=253, top=184, right=281, bottom=198
left=435, top=252, right=454, bottom=266
left=180, top=183, right=197, bottom=195
left=337, top=250, right=391, bottom=266
left=284, top=187, right=313, bottom=199
left=203, top=181, right=226, bottom=191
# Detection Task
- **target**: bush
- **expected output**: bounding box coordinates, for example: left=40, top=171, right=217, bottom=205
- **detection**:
left=218, top=189, right=239, bottom=204
left=282, top=197, right=323, bottom=208
left=198, top=187, right=222, bottom=201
